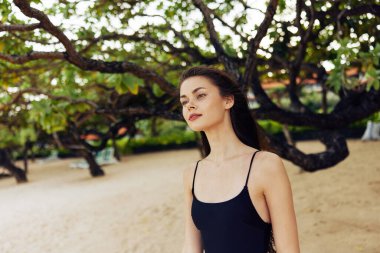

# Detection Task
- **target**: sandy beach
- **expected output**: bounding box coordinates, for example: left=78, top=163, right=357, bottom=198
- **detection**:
left=0, top=139, right=379, bottom=253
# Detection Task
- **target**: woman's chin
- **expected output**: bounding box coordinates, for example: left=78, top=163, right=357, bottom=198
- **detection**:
left=187, top=123, right=205, bottom=132
left=189, top=126, right=203, bottom=132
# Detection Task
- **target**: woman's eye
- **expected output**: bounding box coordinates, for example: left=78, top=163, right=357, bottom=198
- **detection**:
left=180, top=94, right=206, bottom=106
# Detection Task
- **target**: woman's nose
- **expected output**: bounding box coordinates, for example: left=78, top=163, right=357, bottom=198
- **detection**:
left=186, top=101, right=196, bottom=110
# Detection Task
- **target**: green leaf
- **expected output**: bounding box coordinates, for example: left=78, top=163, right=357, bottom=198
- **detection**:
left=373, top=79, right=380, bottom=90
left=278, top=0, right=286, bottom=13
left=122, top=74, right=142, bottom=95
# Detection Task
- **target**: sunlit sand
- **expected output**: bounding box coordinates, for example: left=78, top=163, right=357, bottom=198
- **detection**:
left=0, top=139, right=379, bottom=253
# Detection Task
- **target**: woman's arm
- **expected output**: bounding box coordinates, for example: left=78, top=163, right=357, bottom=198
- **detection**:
left=262, top=152, right=300, bottom=253
left=182, top=163, right=203, bottom=253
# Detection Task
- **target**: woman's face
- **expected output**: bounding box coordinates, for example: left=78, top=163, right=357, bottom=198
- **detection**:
left=179, top=76, right=233, bottom=132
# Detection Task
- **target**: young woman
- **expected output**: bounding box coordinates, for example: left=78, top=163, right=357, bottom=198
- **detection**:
left=179, top=66, right=300, bottom=253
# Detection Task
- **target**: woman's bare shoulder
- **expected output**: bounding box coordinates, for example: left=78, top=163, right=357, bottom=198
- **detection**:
left=257, top=150, right=282, bottom=162
left=255, top=150, right=286, bottom=178
left=182, top=160, right=200, bottom=189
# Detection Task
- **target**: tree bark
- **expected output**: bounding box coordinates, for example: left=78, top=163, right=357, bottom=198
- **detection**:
left=258, top=126, right=349, bottom=171
left=79, top=149, right=105, bottom=177
left=0, top=149, right=28, bottom=183
left=282, top=124, right=295, bottom=146
left=53, top=132, right=65, bottom=149
left=23, top=141, right=29, bottom=173
left=112, top=137, right=121, bottom=161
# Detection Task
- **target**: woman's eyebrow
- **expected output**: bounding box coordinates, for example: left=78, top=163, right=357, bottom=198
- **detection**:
left=180, top=87, right=206, bottom=98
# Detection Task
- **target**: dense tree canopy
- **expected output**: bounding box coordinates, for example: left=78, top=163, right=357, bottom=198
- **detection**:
left=0, top=0, right=379, bottom=182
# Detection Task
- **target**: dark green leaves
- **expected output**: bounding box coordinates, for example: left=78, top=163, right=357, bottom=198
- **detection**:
left=106, top=74, right=143, bottom=95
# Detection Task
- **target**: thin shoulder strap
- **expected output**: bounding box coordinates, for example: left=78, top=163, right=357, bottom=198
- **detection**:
left=192, top=160, right=201, bottom=195
left=245, top=150, right=260, bottom=187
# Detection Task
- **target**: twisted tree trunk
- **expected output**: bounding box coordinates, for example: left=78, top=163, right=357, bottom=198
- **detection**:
left=0, top=149, right=28, bottom=183
left=111, top=137, right=121, bottom=161
left=79, top=149, right=105, bottom=177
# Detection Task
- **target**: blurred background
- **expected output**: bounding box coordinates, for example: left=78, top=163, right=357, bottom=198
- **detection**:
left=0, top=0, right=379, bottom=252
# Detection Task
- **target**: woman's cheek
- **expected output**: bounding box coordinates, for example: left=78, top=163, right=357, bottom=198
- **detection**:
left=182, top=109, right=188, bottom=122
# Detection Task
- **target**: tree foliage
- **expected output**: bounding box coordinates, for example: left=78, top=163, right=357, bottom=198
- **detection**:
left=0, top=0, right=379, bottom=177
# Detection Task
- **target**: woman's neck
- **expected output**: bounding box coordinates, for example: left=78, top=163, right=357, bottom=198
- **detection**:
left=203, top=118, right=252, bottom=163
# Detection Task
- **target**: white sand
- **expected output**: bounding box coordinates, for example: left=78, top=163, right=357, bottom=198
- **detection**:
left=0, top=139, right=379, bottom=253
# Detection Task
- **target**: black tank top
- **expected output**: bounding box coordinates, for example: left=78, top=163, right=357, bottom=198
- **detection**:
left=191, top=150, right=272, bottom=253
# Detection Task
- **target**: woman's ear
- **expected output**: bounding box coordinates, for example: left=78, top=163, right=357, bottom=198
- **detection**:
left=224, top=95, right=234, bottom=109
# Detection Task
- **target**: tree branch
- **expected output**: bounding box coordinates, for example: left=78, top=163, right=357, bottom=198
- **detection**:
left=0, top=23, right=41, bottom=32
left=243, top=0, right=278, bottom=88
left=192, top=0, right=225, bottom=57
left=236, top=0, right=266, bottom=14
left=252, top=88, right=380, bottom=129
left=0, top=87, right=98, bottom=111
left=287, top=0, right=316, bottom=113
left=261, top=127, right=349, bottom=171
left=208, top=7, right=249, bottom=43
left=315, top=3, right=380, bottom=20
left=0, top=51, right=177, bottom=96
left=79, top=32, right=216, bottom=65
left=0, top=51, right=64, bottom=64
left=13, top=0, right=83, bottom=67
left=192, top=0, right=240, bottom=79
left=10, top=1, right=177, bottom=96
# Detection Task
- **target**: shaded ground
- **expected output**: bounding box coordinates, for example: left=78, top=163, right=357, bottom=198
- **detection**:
left=0, top=139, right=379, bottom=253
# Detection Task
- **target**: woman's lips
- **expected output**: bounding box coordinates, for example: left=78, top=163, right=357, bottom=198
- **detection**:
left=189, top=114, right=202, bottom=121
